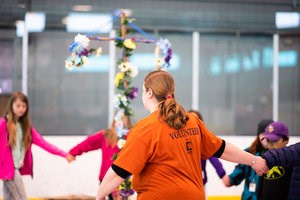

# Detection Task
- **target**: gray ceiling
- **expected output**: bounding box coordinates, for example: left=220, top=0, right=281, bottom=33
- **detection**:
left=0, top=0, right=299, bottom=34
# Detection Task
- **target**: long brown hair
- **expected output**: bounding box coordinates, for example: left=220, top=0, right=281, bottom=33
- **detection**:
left=248, top=119, right=273, bottom=154
left=144, top=70, right=189, bottom=130
left=248, top=136, right=265, bottom=154
left=6, top=91, right=32, bottom=150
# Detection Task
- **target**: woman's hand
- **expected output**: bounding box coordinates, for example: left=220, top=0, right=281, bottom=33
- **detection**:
left=252, top=156, right=269, bottom=176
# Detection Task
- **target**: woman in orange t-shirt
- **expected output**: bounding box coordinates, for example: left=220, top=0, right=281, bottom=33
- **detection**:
left=96, top=70, right=268, bottom=200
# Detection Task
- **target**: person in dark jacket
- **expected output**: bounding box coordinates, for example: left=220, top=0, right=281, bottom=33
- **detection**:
left=223, top=119, right=273, bottom=200
left=258, top=121, right=292, bottom=200
left=261, top=142, right=300, bottom=200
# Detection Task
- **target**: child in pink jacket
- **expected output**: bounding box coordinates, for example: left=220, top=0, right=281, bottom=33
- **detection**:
left=66, top=128, right=120, bottom=200
left=0, top=91, right=68, bottom=200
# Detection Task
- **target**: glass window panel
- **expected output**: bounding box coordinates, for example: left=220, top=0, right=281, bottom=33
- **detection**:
left=6, top=30, right=299, bottom=137
left=199, top=34, right=273, bottom=135
left=278, top=35, right=299, bottom=136
left=28, top=32, right=109, bottom=135
left=0, top=40, right=13, bottom=94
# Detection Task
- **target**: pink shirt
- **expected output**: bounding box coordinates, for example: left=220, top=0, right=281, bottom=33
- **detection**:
left=69, top=130, right=120, bottom=180
left=0, top=117, right=67, bottom=180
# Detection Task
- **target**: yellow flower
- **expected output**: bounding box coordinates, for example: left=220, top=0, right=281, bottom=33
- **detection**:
left=65, top=60, right=73, bottom=71
left=95, top=47, right=102, bottom=57
left=155, top=57, right=164, bottom=69
left=81, top=56, right=88, bottom=65
left=114, top=72, right=124, bottom=86
left=123, top=39, right=136, bottom=49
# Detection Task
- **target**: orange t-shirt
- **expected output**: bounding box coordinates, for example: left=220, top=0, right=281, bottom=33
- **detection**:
left=114, top=111, right=222, bottom=200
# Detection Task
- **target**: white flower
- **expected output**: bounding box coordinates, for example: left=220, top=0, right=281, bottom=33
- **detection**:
left=113, top=94, right=128, bottom=107
left=120, top=95, right=128, bottom=106
left=128, top=64, right=138, bottom=78
left=156, top=38, right=171, bottom=55
left=74, top=34, right=90, bottom=48
left=117, top=139, right=126, bottom=149
left=113, top=94, right=122, bottom=108
left=118, top=62, right=130, bottom=72
left=65, top=60, right=73, bottom=70
left=114, top=109, right=125, bottom=122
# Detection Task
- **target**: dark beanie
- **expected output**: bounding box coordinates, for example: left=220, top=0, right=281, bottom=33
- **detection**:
left=257, top=119, right=273, bottom=135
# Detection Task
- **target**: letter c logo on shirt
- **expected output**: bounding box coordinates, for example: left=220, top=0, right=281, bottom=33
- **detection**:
left=186, top=141, right=192, bottom=153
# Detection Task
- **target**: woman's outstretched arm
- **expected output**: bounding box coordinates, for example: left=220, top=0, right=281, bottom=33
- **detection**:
left=220, top=141, right=268, bottom=176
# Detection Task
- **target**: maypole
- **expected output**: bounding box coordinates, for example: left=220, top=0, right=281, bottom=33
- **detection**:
left=64, top=9, right=173, bottom=199
left=121, top=12, right=127, bottom=62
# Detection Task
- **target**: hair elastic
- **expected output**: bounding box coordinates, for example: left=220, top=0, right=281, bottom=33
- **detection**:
left=166, top=95, right=172, bottom=99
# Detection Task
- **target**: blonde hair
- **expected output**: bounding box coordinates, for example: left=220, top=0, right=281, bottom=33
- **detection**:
left=6, top=91, right=32, bottom=150
left=103, top=128, right=118, bottom=146
left=144, top=70, right=189, bottom=130
left=105, top=115, right=132, bottom=146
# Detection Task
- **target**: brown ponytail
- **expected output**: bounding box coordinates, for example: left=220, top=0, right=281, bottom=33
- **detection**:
left=144, top=70, right=189, bottom=130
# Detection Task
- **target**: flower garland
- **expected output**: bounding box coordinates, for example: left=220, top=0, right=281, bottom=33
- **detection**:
left=65, top=36, right=172, bottom=70
left=155, top=38, right=172, bottom=69
left=65, top=34, right=102, bottom=70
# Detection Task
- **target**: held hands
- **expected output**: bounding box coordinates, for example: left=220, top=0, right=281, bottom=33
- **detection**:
left=66, top=154, right=75, bottom=163
left=251, top=156, right=269, bottom=176
left=222, top=175, right=232, bottom=187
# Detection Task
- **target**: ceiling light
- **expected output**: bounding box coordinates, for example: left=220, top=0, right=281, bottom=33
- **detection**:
left=276, top=12, right=300, bottom=29
left=25, top=12, right=46, bottom=32
left=72, top=5, right=92, bottom=12
left=66, top=13, right=112, bottom=33
left=15, top=20, right=25, bottom=37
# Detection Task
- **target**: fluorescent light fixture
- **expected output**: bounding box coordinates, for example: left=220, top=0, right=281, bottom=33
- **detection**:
left=276, top=12, right=300, bottom=29
left=72, top=5, right=92, bottom=12
left=66, top=13, right=112, bottom=33
left=16, top=20, right=25, bottom=37
left=25, top=12, right=46, bottom=32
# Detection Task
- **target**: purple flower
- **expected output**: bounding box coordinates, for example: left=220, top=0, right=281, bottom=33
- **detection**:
left=120, top=189, right=135, bottom=197
left=128, top=87, right=138, bottom=99
left=78, top=48, right=89, bottom=57
left=164, top=48, right=172, bottom=67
